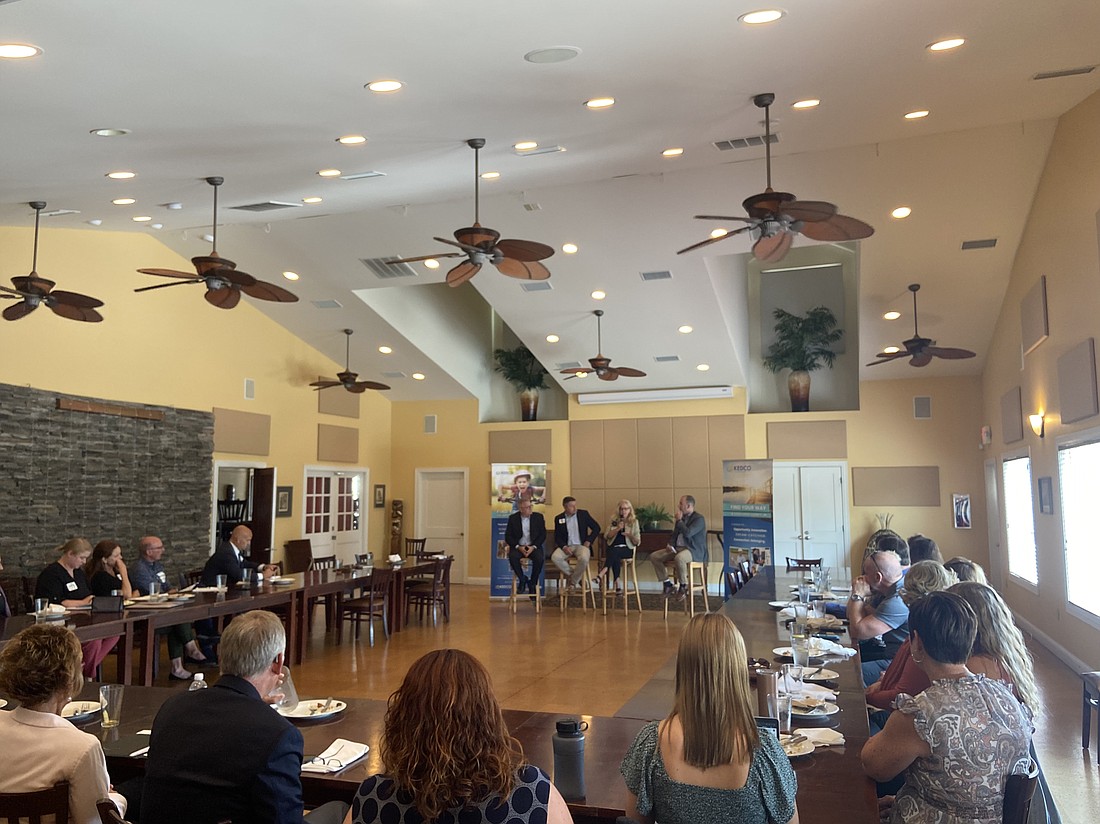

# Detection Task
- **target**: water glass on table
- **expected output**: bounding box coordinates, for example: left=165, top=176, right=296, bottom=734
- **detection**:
left=783, top=663, right=805, bottom=698
left=100, top=684, right=124, bottom=728
left=267, top=666, right=299, bottom=711
left=790, top=627, right=811, bottom=668
left=777, top=693, right=793, bottom=734
left=215, top=574, right=228, bottom=591
left=798, top=582, right=813, bottom=604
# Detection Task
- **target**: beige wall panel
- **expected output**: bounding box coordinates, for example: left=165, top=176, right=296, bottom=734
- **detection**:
left=1057, top=338, right=1098, bottom=424
left=706, top=489, right=725, bottom=537
left=213, top=407, right=271, bottom=456
left=672, top=416, right=710, bottom=488
left=637, top=418, right=673, bottom=487
left=488, top=429, right=552, bottom=464
left=317, top=423, right=359, bottom=463
left=600, top=489, right=638, bottom=523
left=1000, top=387, right=1024, bottom=444
left=850, top=466, right=940, bottom=506
left=569, top=420, right=605, bottom=488
left=637, top=488, right=676, bottom=515
left=603, top=419, right=639, bottom=487
left=572, top=489, right=609, bottom=523
left=707, top=415, right=746, bottom=487
left=317, top=381, right=361, bottom=418
left=767, top=420, right=848, bottom=459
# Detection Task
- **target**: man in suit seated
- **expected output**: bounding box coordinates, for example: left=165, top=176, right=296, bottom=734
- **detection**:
left=505, top=498, right=546, bottom=598
left=551, top=496, right=600, bottom=591
left=201, top=525, right=278, bottom=586
left=141, top=610, right=349, bottom=824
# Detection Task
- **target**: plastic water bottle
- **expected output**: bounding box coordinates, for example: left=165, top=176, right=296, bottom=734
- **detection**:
left=188, top=672, right=208, bottom=691
left=552, top=717, right=587, bottom=800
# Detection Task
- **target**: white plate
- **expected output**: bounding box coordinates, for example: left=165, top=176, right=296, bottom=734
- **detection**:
left=769, top=600, right=794, bottom=609
left=0, top=698, right=6, bottom=710
left=276, top=699, right=347, bottom=720
left=269, top=577, right=295, bottom=585
left=803, top=668, right=840, bottom=682
left=772, top=647, right=826, bottom=662
left=791, top=701, right=840, bottom=717
left=781, top=736, right=815, bottom=758
left=62, top=700, right=102, bottom=723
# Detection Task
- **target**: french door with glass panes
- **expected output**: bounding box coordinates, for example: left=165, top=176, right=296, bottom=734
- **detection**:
left=303, top=470, right=365, bottom=565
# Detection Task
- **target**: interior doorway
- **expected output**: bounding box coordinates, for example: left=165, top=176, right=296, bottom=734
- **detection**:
left=303, top=466, right=368, bottom=566
left=772, top=461, right=850, bottom=572
left=415, top=468, right=468, bottom=584
left=211, top=461, right=275, bottom=562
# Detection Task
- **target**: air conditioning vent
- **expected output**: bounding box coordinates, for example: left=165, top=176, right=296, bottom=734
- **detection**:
left=243, top=378, right=255, bottom=400
left=339, top=170, right=386, bottom=181
left=229, top=201, right=302, bottom=212
left=42, top=208, right=80, bottom=217
left=640, top=270, right=672, bottom=282
left=913, top=396, right=932, bottom=419
left=522, top=202, right=542, bottom=211
left=382, top=371, right=407, bottom=379
left=1033, top=66, right=1095, bottom=80
left=514, top=145, right=565, bottom=156
left=653, top=355, right=681, bottom=363
left=714, top=133, right=779, bottom=151
left=555, top=361, right=584, bottom=370
left=361, top=257, right=418, bottom=279
left=520, top=281, right=553, bottom=292
left=960, top=238, right=997, bottom=250
left=311, top=299, right=343, bottom=309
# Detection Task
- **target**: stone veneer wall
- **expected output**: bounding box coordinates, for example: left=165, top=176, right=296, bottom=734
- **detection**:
left=0, top=383, right=214, bottom=581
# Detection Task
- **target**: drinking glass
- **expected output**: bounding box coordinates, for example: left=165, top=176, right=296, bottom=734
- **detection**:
left=810, top=600, right=827, bottom=621
left=783, top=663, right=805, bottom=698
left=790, top=627, right=811, bottom=668
left=100, top=684, right=124, bottom=728
left=777, top=694, right=793, bottom=734
left=267, top=666, right=299, bottom=711
left=798, top=583, right=813, bottom=604
left=215, top=574, right=228, bottom=591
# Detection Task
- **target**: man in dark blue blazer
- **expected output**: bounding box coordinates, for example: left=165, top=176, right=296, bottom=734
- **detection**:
left=504, top=497, right=546, bottom=597
left=551, top=496, right=600, bottom=589
left=201, top=525, right=278, bottom=586
left=141, top=610, right=348, bottom=824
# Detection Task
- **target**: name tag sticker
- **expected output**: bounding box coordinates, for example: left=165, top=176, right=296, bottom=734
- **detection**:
left=66, top=581, right=78, bottom=591
left=157, top=571, right=167, bottom=582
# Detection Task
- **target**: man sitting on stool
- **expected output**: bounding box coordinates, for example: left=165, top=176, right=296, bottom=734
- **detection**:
left=505, top=498, right=545, bottom=599
left=649, top=495, right=706, bottom=602
left=552, top=496, right=600, bottom=591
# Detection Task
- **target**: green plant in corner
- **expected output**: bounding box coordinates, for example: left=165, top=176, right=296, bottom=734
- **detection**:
left=762, top=306, right=843, bottom=412
left=493, top=346, right=549, bottom=421
left=635, top=502, right=673, bottom=532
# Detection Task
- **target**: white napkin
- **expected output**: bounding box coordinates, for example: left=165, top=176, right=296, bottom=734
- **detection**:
left=45, top=604, right=66, bottom=614
left=807, top=637, right=856, bottom=658
left=794, top=727, right=846, bottom=747
left=387, top=554, right=403, bottom=563
left=192, top=586, right=221, bottom=593
left=779, top=681, right=836, bottom=701
left=301, top=738, right=370, bottom=773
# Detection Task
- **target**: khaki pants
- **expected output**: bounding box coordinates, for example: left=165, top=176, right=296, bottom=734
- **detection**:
left=551, top=544, right=591, bottom=585
left=650, top=546, right=693, bottom=585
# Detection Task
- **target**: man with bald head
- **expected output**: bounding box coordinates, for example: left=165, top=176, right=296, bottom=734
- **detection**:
left=134, top=535, right=209, bottom=680
left=202, top=525, right=278, bottom=587
left=848, top=549, right=910, bottom=687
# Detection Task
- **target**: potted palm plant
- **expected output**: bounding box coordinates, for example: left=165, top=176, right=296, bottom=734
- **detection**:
left=493, top=346, right=549, bottom=421
left=635, top=503, right=673, bottom=532
left=762, top=306, right=843, bottom=412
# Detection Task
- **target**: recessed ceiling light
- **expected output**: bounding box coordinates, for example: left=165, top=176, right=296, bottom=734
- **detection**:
left=366, top=79, right=403, bottom=93
left=480, top=171, right=500, bottom=180
left=282, top=271, right=300, bottom=281
left=165, top=202, right=183, bottom=210
left=85, top=219, right=103, bottom=226
left=678, top=325, right=694, bottom=334
left=927, top=38, right=965, bottom=52
left=378, top=346, right=393, bottom=354
left=546, top=334, right=560, bottom=343
left=150, top=223, right=163, bottom=230
left=112, top=198, right=136, bottom=206
left=591, top=290, right=606, bottom=300
left=514, top=141, right=539, bottom=151
left=106, top=171, right=136, bottom=180
left=891, top=206, right=912, bottom=219
left=302, top=196, right=323, bottom=204
left=791, top=99, right=820, bottom=110
left=662, top=147, right=684, bottom=157
left=904, top=110, right=930, bottom=120
left=317, top=168, right=341, bottom=177
left=0, top=43, right=42, bottom=59
left=696, top=363, right=711, bottom=372
left=336, top=134, right=367, bottom=145
left=202, top=234, right=214, bottom=243
left=883, top=311, right=901, bottom=321
left=132, top=215, right=152, bottom=222
left=411, top=372, right=426, bottom=381
left=883, top=346, right=901, bottom=354
left=90, top=128, right=130, bottom=137
left=710, top=228, right=728, bottom=239
left=584, top=97, right=615, bottom=109
left=562, top=243, right=578, bottom=254
left=524, top=46, right=581, bottom=64
left=423, top=259, right=440, bottom=270
left=738, top=9, right=784, bottom=25
left=574, top=371, right=588, bottom=378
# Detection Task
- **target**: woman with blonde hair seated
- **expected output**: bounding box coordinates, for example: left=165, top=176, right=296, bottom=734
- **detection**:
left=621, top=613, right=798, bottom=824
left=344, top=649, right=572, bottom=824
left=0, top=623, right=127, bottom=823
left=597, top=498, right=641, bottom=593
left=943, top=556, right=988, bottom=585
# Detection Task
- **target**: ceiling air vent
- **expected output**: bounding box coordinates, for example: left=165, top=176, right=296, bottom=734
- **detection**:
left=523, top=202, right=542, bottom=212
left=514, top=145, right=565, bottom=156
left=520, top=281, right=553, bottom=292
left=653, top=355, right=681, bottom=363
left=555, top=361, right=584, bottom=370
left=382, top=371, right=407, bottom=379
left=960, top=238, right=997, bottom=250
left=229, top=201, right=302, bottom=212
left=640, top=270, right=672, bottom=282
left=361, top=256, right=418, bottom=279
left=1033, top=66, right=1095, bottom=80
left=311, top=299, right=343, bottom=309
left=714, top=132, right=779, bottom=151
left=339, top=171, right=386, bottom=181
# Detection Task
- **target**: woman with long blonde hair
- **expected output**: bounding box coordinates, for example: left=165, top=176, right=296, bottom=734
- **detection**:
left=345, top=649, right=572, bottom=824
left=621, top=613, right=798, bottom=824
left=597, top=498, right=641, bottom=593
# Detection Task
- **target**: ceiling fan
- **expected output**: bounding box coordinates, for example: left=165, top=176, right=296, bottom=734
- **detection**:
left=867, top=283, right=976, bottom=367
left=387, top=138, right=554, bottom=287
left=310, top=329, right=390, bottom=393
left=1, top=202, right=105, bottom=322
left=560, top=310, right=647, bottom=382
left=134, top=177, right=299, bottom=309
left=677, top=92, right=874, bottom=263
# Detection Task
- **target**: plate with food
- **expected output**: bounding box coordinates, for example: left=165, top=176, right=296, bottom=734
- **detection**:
left=791, top=700, right=840, bottom=717
left=269, top=577, right=295, bottom=585
left=276, top=699, right=347, bottom=720
left=780, top=734, right=815, bottom=758
left=167, top=593, right=195, bottom=601
left=802, top=668, right=840, bottom=682
left=62, top=700, right=102, bottom=724
left=769, top=600, right=795, bottom=609
left=772, top=647, right=825, bottom=664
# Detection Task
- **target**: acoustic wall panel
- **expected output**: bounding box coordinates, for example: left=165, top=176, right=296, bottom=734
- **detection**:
left=603, top=419, right=640, bottom=488
left=1057, top=338, right=1098, bottom=424
left=851, top=466, right=940, bottom=506
left=317, top=423, right=359, bottom=462
left=569, top=421, right=604, bottom=487
left=637, top=418, right=673, bottom=487
left=489, top=429, right=552, bottom=464
left=317, top=380, right=360, bottom=418
left=213, top=407, right=271, bottom=456
left=707, top=415, right=747, bottom=487
left=572, top=489, right=607, bottom=520
left=766, top=420, right=848, bottom=459
left=1000, top=387, right=1024, bottom=444
left=1020, top=275, right=1049, bottom=356
left=672, top=416, right=710, bottom=488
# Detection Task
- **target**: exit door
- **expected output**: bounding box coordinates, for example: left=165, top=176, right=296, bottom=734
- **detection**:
left=773, top=462, right=848, bottom=570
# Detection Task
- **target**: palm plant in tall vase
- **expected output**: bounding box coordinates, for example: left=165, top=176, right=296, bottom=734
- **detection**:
left=762, top=306, right=843, bottom=412
left=493, top=346, right=549, bottom=421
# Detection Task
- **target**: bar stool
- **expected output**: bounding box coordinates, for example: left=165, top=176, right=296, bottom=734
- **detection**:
left=602, top=545, right=642, bottom=616
left=550, top=557, right=595, bottom=612
left=663, top=558, right=709, bottom=618
left=1083, top=671, right=1100, bottom=763
left=497, top=540, right=541, bottom=614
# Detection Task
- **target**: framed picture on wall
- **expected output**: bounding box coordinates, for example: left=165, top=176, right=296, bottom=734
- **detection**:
left=1037, top=476, right=1054, bottom=515
left=275, top=486, right=293, bottom=518
left=952, top=493, right=971, bottom=529
left=373, top=484, right=386, bottom=508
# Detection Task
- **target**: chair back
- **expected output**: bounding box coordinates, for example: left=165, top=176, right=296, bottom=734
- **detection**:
left=404, top=537, right=428, bottom=558
left=309, top=555, right=338, bottom=571
left=0, top=782, right=69, bottom=824
left=739, top=559, right=753, bottom=580
left=96, top=798, right=128, bottom=824
left=217, top=499, right=248, bottom=522
left=180, top=568, right=204, bottom=589
left=283, top=539, right=313, bottom=574
left=786, top=556, right=823, bottom=571
left=0, top=574, right=33, bottom=615
left=354, top=553, right=372, bottom=566
left=368, top=566, right=393, bottom=597
left=1002, top=758, right=1040, bottom=824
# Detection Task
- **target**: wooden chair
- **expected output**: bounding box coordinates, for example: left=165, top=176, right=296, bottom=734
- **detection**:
left=663, top=558, right=709, bottom=619
left=599, top=538, right=642, bottom=617
left=181, top=567, right=204, bottom=588
left=0, top=782, right=69, bottom=824
left=340, top=567, right=392, bottom=645
left=725, top=568, right=743, bottom=598
left=307, top=555, right=339, bottom=631
left=404, top=537, right=428, bottom=559
left=0, top=573, right=32, bottom=615
left=739, top=559, right=753, bottom=581
left=547, top=555, right=596, bottom=613
left=1002, top=758, right=1040, bottom=824
left=496, top=540, right=540, bottom=614
left=1083, top=671, right=1100, bottom=763
left=786, top=556, right=822, bottom=572
left=97, top=798, right=130, bottom=824
left=405, top=556, right=453, bottom=626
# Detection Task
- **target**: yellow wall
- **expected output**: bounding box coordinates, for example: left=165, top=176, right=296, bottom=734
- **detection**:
left=979, top=87, right=1100, bottom=664
left=0, top=227, right=392, bottom=560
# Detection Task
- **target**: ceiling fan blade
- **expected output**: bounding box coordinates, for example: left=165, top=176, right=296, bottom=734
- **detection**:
left=693, top=215, right=756, bottom=222
left=239, top=279, right=299, bottom=302
left=496, top=258, right=551, bottom=280
left=310, top=379, right=342, bottom=389
left=753, top=230, right=793, bottom=262
left=433, top=237, right=482, bottom=256
left=446, top=261, right=481, bottom=287
left=204, top=286, right=241, bottom=309
left=799, top=213, right=875, bottom=241
left=211, top=266, right=257, bottom=287
left=388, top=252, right=462, bottom=264
left=925, top=346, right=976, bottom=360
left=134, top=280, right=201, bottom=293
left=781, top=200, right=838, bottom=222
left=48, top=301, right=103, bottom=322
left=2, top=301, right=37, bottom=321
left=614, top=367, right=647, bottom=378
left=599, top=370, right=620, bottom=381
left=0, top=284, right=24, bottom=297
left=676, top=225, right=754, bottom=255
left=48, top=289, right=104, bottom=309
left=870, top=351, right=910, bottom=362
left=496, top=239, right=555, bottom=262
left=351, top=381, right=391, bottom=392
left=137, top=267, right=199, bottom=279
left=910, top=351, right=933, bottom=367
left=560, top=368, right=593, bottom=376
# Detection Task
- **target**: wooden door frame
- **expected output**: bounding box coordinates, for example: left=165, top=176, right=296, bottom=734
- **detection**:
left=414, top=467, right=469, bottom=584
left=302, top=464, right=370, bottom=561
left=211, top=460, right=268, bottom=555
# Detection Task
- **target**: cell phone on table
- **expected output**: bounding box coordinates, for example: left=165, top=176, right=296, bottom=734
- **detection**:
left=755, top=716, right=780, bottom=739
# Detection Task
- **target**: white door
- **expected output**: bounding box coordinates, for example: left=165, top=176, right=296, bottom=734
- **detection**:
left=303, top=470, right=366, bottom=566
left=416, top=469, right=468, bottom=584
left=773, top=462, right=848, bottom=570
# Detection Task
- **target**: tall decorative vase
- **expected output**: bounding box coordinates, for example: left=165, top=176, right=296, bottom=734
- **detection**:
left=520, top=388, right=540, bottom=421
left=788, top=370, right=811, bottom=412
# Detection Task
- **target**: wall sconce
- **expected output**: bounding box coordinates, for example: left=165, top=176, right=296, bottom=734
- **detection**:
left=1029, top=413, right=1045, bottom=438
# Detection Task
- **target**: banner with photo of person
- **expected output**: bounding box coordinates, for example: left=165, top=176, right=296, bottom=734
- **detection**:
left=722, top=459, right=774, bottom=596
left=490, top=463, right=549, bottom=598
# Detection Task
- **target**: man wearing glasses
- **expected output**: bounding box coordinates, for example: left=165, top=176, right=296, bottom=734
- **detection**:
left=848, top=549, right=909, bottom=687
